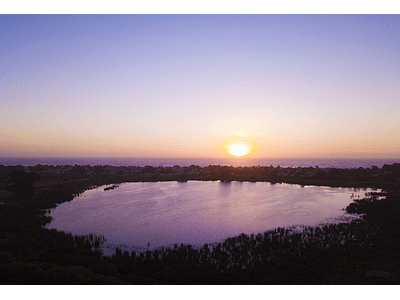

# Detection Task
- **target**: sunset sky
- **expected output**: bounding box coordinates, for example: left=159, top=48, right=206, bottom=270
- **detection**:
left=1, top=13, right=400, bottom=158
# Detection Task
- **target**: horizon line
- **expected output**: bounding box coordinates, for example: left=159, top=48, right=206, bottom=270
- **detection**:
left=1, top=156, right=400, bottom=160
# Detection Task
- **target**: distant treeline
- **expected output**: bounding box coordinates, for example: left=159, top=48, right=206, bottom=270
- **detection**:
left=1, top=163, right=400, bottom=193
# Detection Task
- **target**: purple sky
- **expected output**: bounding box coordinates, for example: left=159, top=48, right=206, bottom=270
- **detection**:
left=1, top=14, right=399, bottom=158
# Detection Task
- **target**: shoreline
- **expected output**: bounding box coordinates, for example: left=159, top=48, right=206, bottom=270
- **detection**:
left=3, top=163, right=400, bottom=196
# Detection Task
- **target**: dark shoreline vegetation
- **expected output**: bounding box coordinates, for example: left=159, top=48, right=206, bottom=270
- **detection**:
left=1, top=163, right=400, bottom=284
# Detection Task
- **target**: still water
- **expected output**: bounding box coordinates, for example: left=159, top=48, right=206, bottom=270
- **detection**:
left=45, top=181, right=376, bottom=251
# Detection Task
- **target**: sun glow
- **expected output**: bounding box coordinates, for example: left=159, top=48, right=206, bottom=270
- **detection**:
left=220, top=133, right=257, bottom=157
left=228, top=143, right=250, bottom=157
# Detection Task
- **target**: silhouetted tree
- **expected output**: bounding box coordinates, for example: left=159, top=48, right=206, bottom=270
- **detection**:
left=141, top=166, right=155, bottom=174
left=327, top=168, right=341, bottom=179
left=7, top=170, right=41, bottom=197
left=219, top=166, right=232, bottom=181
left=71, top=165, right=87, bottom=174
left=370, top=165, right=379, bottom=174
left=93, top=165, right=105, bottom=173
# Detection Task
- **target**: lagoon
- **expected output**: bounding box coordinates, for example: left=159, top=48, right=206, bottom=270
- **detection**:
left=45, top=181, right=376, bottom=252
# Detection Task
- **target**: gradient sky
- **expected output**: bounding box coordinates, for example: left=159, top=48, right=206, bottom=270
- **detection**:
left=1, top=14, right=400, bottom=158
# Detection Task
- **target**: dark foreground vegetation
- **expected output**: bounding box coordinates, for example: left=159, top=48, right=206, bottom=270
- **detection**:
left=1, top=163, right=400, bottom=284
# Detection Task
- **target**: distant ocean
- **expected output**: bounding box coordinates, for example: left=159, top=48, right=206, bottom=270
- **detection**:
left=1, top=157, right=399, bottom=169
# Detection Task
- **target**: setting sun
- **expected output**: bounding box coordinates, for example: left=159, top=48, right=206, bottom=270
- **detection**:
left=220, top=134, right=256, bottom=157
left=228, top=143, right=250, bottom=157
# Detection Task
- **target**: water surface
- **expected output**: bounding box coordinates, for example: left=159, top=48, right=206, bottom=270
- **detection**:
left=45, top=181, right=376, bottom=251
